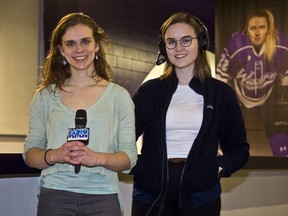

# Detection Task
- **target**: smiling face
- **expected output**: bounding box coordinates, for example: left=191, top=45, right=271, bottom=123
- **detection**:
left=247, top=16, right=268, bottom=48
left=164, top=22, right=199, bottom=70
left=60, top=24, right=99, bottom=72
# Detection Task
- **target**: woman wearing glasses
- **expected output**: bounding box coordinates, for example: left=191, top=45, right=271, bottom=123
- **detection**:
left=130, top=12, right=250, bottom=216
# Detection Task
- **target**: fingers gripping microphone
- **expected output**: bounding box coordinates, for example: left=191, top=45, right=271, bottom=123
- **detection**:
left=67, top=109, right=89, bottom=174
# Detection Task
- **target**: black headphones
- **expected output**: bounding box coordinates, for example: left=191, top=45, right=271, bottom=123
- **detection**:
left=156, top=15, right=210, bottom=65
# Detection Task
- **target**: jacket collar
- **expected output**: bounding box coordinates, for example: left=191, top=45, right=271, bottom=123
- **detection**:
left=170, top=71, right=204, bottom=96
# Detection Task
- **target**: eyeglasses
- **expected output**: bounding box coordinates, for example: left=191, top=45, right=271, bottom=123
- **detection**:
left=165, top=35, right=197, bottom=50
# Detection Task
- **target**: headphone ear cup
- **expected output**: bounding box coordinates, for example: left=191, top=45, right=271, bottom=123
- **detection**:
left=158, top=37, right=167, bottom=58
left=198, top=31, right=209, bottom=53
left=155, top=36, right=167, bottom=65
left=192, top=15, right=210, bottom=54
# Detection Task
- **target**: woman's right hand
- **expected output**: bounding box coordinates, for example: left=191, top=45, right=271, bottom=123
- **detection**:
left=51, top=141, right=86, bottom=165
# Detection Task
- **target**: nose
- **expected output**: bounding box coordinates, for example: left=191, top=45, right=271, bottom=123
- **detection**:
left=255, top=28, right=260, bottom=36
left=175, top=41, right=183, bottom=50
left=75, top=43, right=84, bottom=52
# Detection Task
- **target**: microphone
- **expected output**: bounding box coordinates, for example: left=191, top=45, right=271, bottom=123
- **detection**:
left=67, top=109, right=89, bottom=174
left=155, top=52, right=166, bottom=65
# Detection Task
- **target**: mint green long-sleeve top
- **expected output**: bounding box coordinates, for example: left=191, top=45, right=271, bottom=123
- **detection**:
left=23, top=82, right=137, bottom=206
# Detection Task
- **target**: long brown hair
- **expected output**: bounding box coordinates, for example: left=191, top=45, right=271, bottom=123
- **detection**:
left=160, top=12, right=212, bottom=83
left=38, top=12, right=113, bottom=92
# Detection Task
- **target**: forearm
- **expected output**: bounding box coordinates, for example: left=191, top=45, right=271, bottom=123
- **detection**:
left=25, top=147, right=52, bottom=170
left=95, top=151, right=132, bottom=172
left=25, top=147, right=133, bottom=172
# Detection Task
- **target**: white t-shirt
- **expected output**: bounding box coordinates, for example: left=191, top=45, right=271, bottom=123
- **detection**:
left=166, top=84, right=204, bottom=158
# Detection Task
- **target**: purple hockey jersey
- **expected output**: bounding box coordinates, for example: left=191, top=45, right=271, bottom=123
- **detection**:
left=216, top=32, right=288, bottom=108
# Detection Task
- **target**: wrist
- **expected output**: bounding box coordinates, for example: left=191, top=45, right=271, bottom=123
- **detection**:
left=218, top=166, right=224, bottom=179
left=44, top=149, right=55, bottom=166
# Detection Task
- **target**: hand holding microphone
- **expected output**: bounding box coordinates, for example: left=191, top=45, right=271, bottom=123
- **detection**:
left=67, top=109, right=89, bottom=174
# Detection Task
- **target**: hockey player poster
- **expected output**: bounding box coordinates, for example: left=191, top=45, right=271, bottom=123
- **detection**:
left=215, top=0, right=288, bottom=157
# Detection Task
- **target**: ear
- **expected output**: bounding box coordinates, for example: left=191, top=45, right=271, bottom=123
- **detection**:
left=95, top=43, right=100, bottom=52
left=58, top=45, right=65, bottom=57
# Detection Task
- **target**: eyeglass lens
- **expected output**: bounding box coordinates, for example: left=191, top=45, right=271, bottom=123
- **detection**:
left=165, top=36, right=196, bottom=49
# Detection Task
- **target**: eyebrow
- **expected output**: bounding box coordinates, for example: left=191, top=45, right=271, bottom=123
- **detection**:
left=166, top=35, right=194, bottom=40
left=63, top=37, right=92, bottom=43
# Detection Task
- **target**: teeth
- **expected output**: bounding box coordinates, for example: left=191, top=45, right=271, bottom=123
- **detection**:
left=175, top=54, right=186, bottom=58
left=75, top=56, right=86, bottom=60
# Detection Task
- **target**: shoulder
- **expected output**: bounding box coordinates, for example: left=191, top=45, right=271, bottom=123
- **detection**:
left=137, top=77, right=166, bottom=93
left=229, top=32, right=248, bottom=43
left=207, top=77, right=236, bottom=96
left=142, top=77, right=163, bottom=86
left=276, top=32, right=288, bottom=50
left=107, top=83, right=134, bottom=111
left=108, top=82, right=129, bottom=93
left=277, top=32, right=288, bottom=45
left=108, top=82, right=132, bottom=101
left=225, top=32, right=250, bottom=53
left=29, top=85, right=58, bottom=115
left=34, top=85, right=57, bottom=101
left=132, top=77, right=168, bottom=104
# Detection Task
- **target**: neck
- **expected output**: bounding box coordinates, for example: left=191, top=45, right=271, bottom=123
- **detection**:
left=176, top=70, right=194, bottom=85
left=178, top=81, right=190, bottom=85
left=175, top=64, right=195, bottom=84
left=66, top=71, right=98, bottom=88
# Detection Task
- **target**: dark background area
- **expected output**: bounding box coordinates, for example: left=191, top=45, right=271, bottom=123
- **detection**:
left=43, top=0, right=215, bottom=95
left=43, top=0, right=216, bottom=53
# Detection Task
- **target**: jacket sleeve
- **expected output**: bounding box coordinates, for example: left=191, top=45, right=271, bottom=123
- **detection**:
left=217, top=86, right=250, bottom=177
left=132, top=85, right=146, bottom=141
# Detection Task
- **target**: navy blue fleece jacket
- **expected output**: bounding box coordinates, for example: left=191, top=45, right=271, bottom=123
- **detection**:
left=131, top=71, right=250, bottom=208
